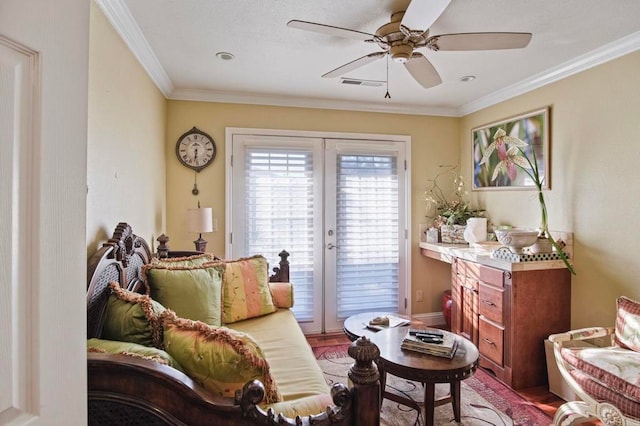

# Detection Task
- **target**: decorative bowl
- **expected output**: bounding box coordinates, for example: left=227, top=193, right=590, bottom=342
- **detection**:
left=494, top=228, right=539, bottom=254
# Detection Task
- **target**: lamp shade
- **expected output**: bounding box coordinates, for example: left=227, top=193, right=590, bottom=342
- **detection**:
left=188, top=207, right=213, bottom=233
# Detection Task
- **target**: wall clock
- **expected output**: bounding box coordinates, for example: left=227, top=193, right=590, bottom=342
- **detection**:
left=175, top=126, right=216, bottom=172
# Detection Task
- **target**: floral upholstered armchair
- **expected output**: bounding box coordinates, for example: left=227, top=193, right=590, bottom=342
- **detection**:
left=549, top=296, right=640, bottom=426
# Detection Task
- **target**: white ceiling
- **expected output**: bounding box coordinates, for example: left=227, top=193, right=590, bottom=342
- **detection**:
left=98, top=0, right=640, bottom=117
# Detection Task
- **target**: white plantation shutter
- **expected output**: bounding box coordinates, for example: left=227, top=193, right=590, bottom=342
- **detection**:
left=335, top=153, right=399, bottom=318
left=244, top=147, right=315, bottom=321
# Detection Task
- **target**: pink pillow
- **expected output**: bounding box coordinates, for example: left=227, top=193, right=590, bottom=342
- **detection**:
left=269, top=282, right=294, bottom=309
left=615, top=296, right=640, bottom=351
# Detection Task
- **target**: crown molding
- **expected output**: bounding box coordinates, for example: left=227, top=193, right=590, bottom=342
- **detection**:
left=458, top=30, right=640, bottom=116
left=96, top=0, right=173, bottom=96
left=169, top=88, right=459, bottom=117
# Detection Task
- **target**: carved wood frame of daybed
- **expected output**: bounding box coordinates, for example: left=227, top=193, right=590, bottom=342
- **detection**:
left=87, top=222, right=381, bottom=426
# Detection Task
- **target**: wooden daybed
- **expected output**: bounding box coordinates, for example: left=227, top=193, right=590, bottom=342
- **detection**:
left=87, top=223, right=381, bottom=426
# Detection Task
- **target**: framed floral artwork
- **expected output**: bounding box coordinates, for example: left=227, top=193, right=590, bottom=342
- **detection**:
left=472, top=107, right=550, bottom=190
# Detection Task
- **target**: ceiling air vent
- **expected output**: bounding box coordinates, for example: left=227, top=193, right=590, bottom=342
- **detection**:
left=340, top=78, right=384, bottom=87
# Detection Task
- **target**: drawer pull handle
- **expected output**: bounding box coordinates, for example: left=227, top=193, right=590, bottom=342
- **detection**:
left=482, top=338, right=496, bottom=346
left=482, top=300, right=496, bottom=307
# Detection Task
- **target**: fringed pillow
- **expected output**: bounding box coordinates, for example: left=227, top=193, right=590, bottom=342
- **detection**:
left=87, top=337, right=184, bottom=372
left=615, top=296, right=640, bottom=351
left=143, top=263, right=224, bottom=326
left=214, top=255, right=276, bottom=323
left=161, top=310, right=281, bottom=403
left=102, top=282, right=165, bottom=348
left=151, top=253, right=216, bottom=267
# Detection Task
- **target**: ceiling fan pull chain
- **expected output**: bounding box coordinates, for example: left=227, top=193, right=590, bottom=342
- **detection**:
left=385, top=55, right=391, bottom=99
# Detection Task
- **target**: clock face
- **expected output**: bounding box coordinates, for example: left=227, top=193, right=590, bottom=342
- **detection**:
left=175, top=127, right=216, bottom=172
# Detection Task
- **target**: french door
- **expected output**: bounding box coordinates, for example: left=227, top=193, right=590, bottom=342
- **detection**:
left=228, top=130, right=410, bottom=334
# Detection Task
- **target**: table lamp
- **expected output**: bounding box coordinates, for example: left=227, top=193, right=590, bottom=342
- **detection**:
left=188, top=206, right=213, bottom=252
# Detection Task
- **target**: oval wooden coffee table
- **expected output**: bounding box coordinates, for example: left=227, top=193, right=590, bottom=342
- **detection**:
left=369, top=326, right=479, bottom=426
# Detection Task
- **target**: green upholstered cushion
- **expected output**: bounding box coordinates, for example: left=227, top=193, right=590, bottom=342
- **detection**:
left=215, top=255, right=276, bottom=324
left=161, top=311, right=281, bottom=403
left=615, top=296, right=640, bottom=351
left=152, top=252, right=215, bottom=267
left=101, top=282, right=165, bottom=348
left=87, top=338, right=184, bottom=372
left=229, top=309, right=329, bottom=401
left=87, top=338, right=184, bottom=373
left=143, top=263, right=224, bottom=326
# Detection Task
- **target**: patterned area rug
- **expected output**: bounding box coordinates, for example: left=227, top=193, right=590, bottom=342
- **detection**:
left=314, top=344, right=552, bottom=426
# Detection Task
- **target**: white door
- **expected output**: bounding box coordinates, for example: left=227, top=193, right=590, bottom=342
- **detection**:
left=0, top=1, right=89, bottom=424
left=228, top=130, right=409, bottom=334
left=323, top=140, right=406, bottom=331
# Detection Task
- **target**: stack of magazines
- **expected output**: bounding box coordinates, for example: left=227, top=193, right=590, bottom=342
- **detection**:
left=401, top=328, right=458, bottom=359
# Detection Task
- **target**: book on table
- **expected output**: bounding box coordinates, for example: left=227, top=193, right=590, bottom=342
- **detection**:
left=401, top=329, right=458, bottom=359
left=364, top=314, right=411, bottom=331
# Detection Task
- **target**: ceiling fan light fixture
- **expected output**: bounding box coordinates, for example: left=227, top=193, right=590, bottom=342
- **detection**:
left=389, top=44, right=412, bottom=63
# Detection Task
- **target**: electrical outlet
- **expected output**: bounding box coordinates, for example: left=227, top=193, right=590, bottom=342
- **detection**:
left=416, top=290, right=423, bottom=302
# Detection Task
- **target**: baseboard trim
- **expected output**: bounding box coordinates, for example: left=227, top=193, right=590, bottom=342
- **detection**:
left=412, top=312, right=446, bottom=327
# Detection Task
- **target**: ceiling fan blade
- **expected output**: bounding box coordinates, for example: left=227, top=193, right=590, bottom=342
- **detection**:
left=322, top=52, right=385, bottom=78
left=404, top=53, right=442, bottom=88
left=428, top=32, right=532, bottom=51
left=401, top=0, right=451, bottom=30
left=287, top=20, right=377, bottom=41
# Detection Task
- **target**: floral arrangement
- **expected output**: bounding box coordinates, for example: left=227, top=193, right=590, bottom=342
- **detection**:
left=479, top=128, right=575, bottom=274
left=425, top=166, right=484, bottom=227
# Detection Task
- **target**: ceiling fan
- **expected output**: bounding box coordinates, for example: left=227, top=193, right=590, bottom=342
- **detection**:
left=287, top=0, right=532, bottom=89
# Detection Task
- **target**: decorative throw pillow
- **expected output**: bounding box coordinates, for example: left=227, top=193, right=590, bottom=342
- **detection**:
left=161, top=311, right=281, bottom=403
left=143, top=263, right=224, bottom=326
left=215, top=255, right=276, bottom=323
left=87, top=337, right=184, bottom=372
left=102, top=282, right=165, bottom=348
left=268, top=282, right=294, bottom=309
left=152, top=252, right=216, bottom=267
left=615, top=296, right=640, bottom=351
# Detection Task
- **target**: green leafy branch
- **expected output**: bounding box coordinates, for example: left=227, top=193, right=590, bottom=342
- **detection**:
left=480, top=128, right=575, bottom=275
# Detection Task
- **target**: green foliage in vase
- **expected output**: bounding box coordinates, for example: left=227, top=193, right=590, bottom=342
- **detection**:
left=425, top=166, right=485, bottom=227
left=479, top=128, right=576, bottom=275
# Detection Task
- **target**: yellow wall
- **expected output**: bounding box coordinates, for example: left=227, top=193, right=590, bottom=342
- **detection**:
left=460, top=51, right=640, bottom=328
left=87, top=2, right=167, bottom=254
left=165, top=101, right=457, bottom=314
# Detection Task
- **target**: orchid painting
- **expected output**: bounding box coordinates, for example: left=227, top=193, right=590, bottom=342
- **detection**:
left=472, top=108, right=549, bottom=190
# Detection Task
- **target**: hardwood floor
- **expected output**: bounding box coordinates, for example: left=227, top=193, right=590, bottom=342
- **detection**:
left=306, top=331, right=566, bottom=420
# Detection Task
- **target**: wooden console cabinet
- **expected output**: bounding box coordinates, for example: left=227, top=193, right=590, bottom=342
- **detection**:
left=451, top=257, right=571, bottom=390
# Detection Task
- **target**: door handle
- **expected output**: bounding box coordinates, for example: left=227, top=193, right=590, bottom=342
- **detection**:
left=327, top=243, right=339, bottom=250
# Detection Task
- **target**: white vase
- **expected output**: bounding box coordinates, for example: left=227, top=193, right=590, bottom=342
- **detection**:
left=463, top=218, right=488, bottom=244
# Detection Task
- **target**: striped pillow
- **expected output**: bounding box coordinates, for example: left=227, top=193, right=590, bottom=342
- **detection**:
left=217, top=255, right=277, bottom=323
left=615, top=296, right=640, bottom=351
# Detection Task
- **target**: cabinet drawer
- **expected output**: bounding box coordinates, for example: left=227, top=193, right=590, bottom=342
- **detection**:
left=479, top=317, right=504, bottom=366
left=456, top=259, right=504, bottom=287
left=478, top=283, right=504, bottom=324
left=479, top=265, right=504, bottom=288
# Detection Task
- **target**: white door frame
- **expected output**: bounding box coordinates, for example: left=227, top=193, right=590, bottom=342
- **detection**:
left=225, top=127, right=413, bottom=330
left=1, top=1, right=89, bottom=424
